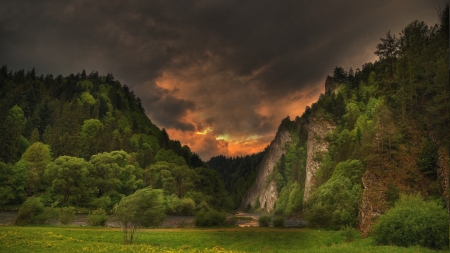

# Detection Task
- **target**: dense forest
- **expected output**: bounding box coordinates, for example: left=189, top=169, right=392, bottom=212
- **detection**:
left=209, top=4, right=449, bottom=233
left=0, top=67, right=232, bottom=213
left=207, top=151, right=265, bottom=209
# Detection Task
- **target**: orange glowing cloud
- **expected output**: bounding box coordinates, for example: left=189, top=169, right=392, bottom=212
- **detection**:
left=150, top=52, right=325, bottom=161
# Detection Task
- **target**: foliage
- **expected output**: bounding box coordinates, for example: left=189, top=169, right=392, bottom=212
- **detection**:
left=258, top=215, right=272, bottom=227
left=87, top=208, right=109, bottom=226
left=20, top=142, right=53, bottom=189
left=305, top=160, right=364, bottom=228
left=371, top=195, right=449, bottom=250
left=164, top=194, right=196, bottom=215
left=14, top=197, right=45, bottom=225
left=0, top=105, right=27, bottom=163
left=341, top=225, right=360, bottom=242
left=194, top=210, right=227, bottom=227
left=208, top=151, right=264, bottom=209
left=0, top=66, right=218, bottom=212
left=180, top=198, right=196, bottom=215
left=272, top=216, right=285, bottom=227
left=114, top=187, right=165, bottom=244
left=45, top=156, right=91, bottom=205
left=59, top=206, right=76, bottom=225
left=417, top=138, right=438, bottom=179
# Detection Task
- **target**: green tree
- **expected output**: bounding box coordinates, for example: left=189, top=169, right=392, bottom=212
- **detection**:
left=80, top=119, right=104, bottom=159
left=171, top=166, right=195, bottom=198
left=0, top=105, right=27, bottom=163
left=155, top=149, right=186, bottom=166
left=114, top=187, right=165, bottom=244
left=20, top=142, right=52, bottom=194
left=90, top=150, right=141, bottom=199
left=0, top=162, right=15, bottom=206
left=45, top=156, right=91, bottom=204
left=374, top=30, right=399, bottom=78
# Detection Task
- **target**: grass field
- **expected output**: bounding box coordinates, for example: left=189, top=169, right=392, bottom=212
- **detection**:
left=0, top=226, right=441, bottom=253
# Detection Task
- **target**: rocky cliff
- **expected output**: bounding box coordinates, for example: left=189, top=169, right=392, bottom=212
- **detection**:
left=303, top=117, right=335, bottom=203
left=240, top=125, right=291, bottom=212
left=240, top=114, right=335, bottom=212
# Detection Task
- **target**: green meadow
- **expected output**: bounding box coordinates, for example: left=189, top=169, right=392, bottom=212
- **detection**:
left=0, top=226, right=440, bottom=253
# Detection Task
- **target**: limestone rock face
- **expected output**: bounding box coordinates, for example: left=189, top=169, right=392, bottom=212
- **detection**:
left=303, top=117, right=335, bottom=203
left=358, top=170, right=386, bottom=236
left=240, top=125, right=291, bottom=212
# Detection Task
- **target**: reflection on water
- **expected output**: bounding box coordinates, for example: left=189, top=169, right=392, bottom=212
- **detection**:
left=234, top=212, right=307, bottom=228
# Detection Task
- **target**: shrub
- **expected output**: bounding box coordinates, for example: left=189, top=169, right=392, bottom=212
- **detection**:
left=258, top=215, right=272, bottom=227
left=272, top=216, right=285, bottom=227
left=180, top=198, right=196, bottom=215
left=39, top=207, right=59, bottom=224
left=15, top=197, right=45, bottom=225
left=0, top=186, right=14, bottom=206
left=341, top=225, right=360, bottom=242
left=164, top=194, right=183, bottom=214
left=87, top=208, right=109, bottom=226
left=59, top=206, right=76, bottom=224
left=371, top=195, right=449, bottom=250
left=194, top=210, right=227, bottom=227
left=197, top=201, right=210, bottom=212
left=89, top=196, right=111, bottom=210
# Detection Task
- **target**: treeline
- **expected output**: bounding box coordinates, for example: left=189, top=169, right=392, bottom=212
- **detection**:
left=0, top=68, right=231, bottom=213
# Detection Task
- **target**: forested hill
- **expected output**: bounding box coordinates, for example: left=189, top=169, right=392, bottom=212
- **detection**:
left=0, top=69, right=203, bottom=167
left=0, top=68, right=231, bottom=212
left=210, top=5, right=449, bottom=235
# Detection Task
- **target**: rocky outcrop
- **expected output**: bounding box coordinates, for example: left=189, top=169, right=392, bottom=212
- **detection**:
left=303, top=117, right=335, bottom=203
left=240, top=125, right=291, bottom=212
left=358, top=170, right=386, bottom=236
left=325, top=76, right=338, bottom=95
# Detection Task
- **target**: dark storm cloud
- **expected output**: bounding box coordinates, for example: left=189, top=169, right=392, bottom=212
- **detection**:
left=149, top=94, right=196, bottom=132
left=0, top=0, right=446, bottom=159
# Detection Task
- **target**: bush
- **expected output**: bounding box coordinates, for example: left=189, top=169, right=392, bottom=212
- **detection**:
left=39, top=207, right=59, bottom=224
left=164, top=194, right=183, bottom=214
left=341, top=225, right=360, bottom=242
left=15, top=197, right=45, bottom=225
left=272, top=216, right=285, bottom=227
left=87, top=208, right=109, bottom=226
left=197, top=201, right=210, bottom=212
left=89, top=196, right=111, bottom=210
left=59, top=206, right=76, bottom=224
left=195, top=210, right=227, bottom=227
left=180, top=198, right=196, bottom=215
left=371, top=195, right=449, bottom=250
left=258, top=215, right=272, bottom=227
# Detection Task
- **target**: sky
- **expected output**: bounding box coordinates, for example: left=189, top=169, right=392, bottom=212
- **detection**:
left=0, top=0, right=447, bottom=160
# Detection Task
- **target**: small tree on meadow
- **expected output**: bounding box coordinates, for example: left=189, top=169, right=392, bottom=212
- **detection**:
left=114, top=187, right=165, bottom=244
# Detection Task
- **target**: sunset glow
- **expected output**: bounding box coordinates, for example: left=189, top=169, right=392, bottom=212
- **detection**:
left=1, top=0, right=442, bottom=161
